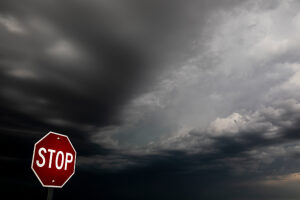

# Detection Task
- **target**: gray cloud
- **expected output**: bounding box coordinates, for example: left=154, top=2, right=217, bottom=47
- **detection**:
left=89, top=0, right=300, bottom=151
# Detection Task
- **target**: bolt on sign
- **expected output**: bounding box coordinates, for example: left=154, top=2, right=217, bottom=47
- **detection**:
left=31, top=131, right=76, bottom=188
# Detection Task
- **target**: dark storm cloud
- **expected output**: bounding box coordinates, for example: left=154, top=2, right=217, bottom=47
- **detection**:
left=0, top=0, right=213, bottom=132
left=0, top=0, right=250, bottom=155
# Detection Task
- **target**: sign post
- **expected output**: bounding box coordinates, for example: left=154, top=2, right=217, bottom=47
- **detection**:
left=47, top=188, right=54, bottom=200
left=31, top=131, right=76, bottom=197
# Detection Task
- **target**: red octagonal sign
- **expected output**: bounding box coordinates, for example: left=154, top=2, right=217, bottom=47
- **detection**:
left=31, top=131, right=76, bottom=188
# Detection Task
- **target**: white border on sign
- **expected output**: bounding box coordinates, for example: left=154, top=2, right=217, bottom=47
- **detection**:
left=31, top=131, right=77, bottom=188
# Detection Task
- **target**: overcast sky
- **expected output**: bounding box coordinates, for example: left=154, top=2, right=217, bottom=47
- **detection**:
left=2, top=0, right=300, bottom=199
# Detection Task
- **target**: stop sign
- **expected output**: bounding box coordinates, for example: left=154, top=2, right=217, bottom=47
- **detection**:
left=31, top=131, right=76, bottom=188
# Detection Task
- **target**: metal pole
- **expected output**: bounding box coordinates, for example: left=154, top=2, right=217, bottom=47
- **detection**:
left=47, top=188, right=54, bottom=200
